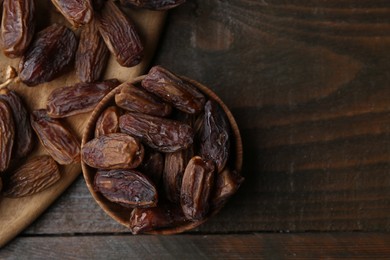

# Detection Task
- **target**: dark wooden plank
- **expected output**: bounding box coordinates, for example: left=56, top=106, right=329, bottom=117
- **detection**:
left=3, top=233, right=390, bottom=259
left=18, top=0, right=390, bottom=234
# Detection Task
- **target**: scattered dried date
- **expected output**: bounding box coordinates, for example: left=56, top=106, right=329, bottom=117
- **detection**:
left=115, top=82, right=172, bottom=117
left=199, top=100, right=230, bottom=173
left=97, top=1, right=143, bottom=67
left=142, top=66, right=205, bottom=114
left=1, top=0, right=35, bottom=58
left=31, top=109, right=80, bottom=165
left=0, top=100, right=14, bottom=173
left=95, top=106, right=121, bottom=137
left=119, top=0, right=185, bottom=10
left=0, top=88, right=34, bottom=158
left=76, top=19, right=110, bottom=83
left=51, top=0, right=93, bottom=28
left=180, top=156, right=215, bottom=220
left=119, top=112, right=194, bottom=153
left=46, top=79, right=120, bottom=118
left=19, top=23, right=77, bottom=86
left=82, top=133, right=144, bottom=169
left=3, top=155, right=60, bottom=198
left=94, top=169, right=158, bottom=208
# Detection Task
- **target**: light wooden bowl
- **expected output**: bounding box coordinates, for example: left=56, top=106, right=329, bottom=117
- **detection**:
left=81, top=75, right=243, bottom=234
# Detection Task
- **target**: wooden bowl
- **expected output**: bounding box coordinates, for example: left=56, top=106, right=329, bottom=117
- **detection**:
left=81, top=75, right=243, bottom=234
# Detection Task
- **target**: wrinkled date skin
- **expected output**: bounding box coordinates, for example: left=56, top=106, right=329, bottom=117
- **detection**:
left=142, top=66, right=205, bottom=114
left=95, top=106, right=121, bottom=137
left=76, top=20, right=110, bottom=83
left=181, top=156, right=215, bottom=220
left=138, top=149, right=164, bottom=186
left=0, top=88, right=34, bottom=158
left=129, top=204, right=188, bottom=234
left=51, top=0, right=93, bottom=27
left=47, top=79, right=120, bottom=118
left=19, top=23, right=77, bottom=86
left=3, top=155, right=60, bottom=198
left=212, top=168, right=244, bottom=210
left=163, top=146, right=193, bottom=203
left=119, top=112, right=194, bottom=153
left=97, top=1, right=143, bottom=67
left=94, top=169, right=158, bottom=208
left=31, top=109, right=80, bottom=165
left=120, top=0, right=185, bottom=10
left=200, top=100, right=230, bottom=173
left=1, top=0, right=35, bottom=58
left=82, top=133, right=144, bottom=169
left=115, top=82, right=172, bottom=117
left=0, top=100, right=14, bottom=173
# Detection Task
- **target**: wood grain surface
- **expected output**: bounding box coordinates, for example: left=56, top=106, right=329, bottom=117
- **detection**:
left=3, top=0, right=390, bottom=257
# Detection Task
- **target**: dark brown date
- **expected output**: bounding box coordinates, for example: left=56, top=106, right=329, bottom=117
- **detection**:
left=163, top=146, right=193, bottom=203
left=0, top=88, right=34, bottom=158
left=181, top=156, right=215, bottom=220
left=94, top=169, right=157, bottom=208
left=142, top=66, right=205, bottom=114
left=95, top=106, right=121, bottom=137
left=31, top=109, right=80, bottom=165
left=119, top=0, right=185, bottom=10
left=82, top=133, right=144, bottom=169
left=51, top=0, right=93, bottom=27
left=47, top=79, right=120, bottom=118
left=115, top=82, right=172, bottom=117
left=0, top=100, right=14, bottom=173
left=76, top=20, right=110, bottom=83
left=129, top=204, right=188, bottom=234
left=119, top=112, right=194, bottom=153
left=199, top=100, right=230, bottom=173
left=1, top=0, right=35, bottom=58
left=19, top=23, right=77, bottom=86
left=3, top=155, right=60, bottom=198
left=97, top=1, right=143, bottom=67
left=212, top=168, right=244, bottom=210
left=138, top=149, right=164, bottom=186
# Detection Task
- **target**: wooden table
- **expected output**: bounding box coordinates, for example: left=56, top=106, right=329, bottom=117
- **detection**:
left=2, top=0, right=390, bottom=258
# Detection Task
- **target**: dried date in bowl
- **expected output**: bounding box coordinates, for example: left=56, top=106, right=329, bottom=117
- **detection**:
left=81, top=73, right=243, bottom=234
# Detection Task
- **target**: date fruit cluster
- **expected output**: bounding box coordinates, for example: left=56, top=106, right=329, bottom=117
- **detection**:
left=82, top=66, right=244, bottom=234
left=1, top=0, right=186, bottom=86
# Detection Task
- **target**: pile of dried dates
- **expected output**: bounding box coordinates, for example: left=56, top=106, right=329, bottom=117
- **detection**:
left=0, top=1, right=185, bottom=197
left=82, top=66, right=244, bottom=234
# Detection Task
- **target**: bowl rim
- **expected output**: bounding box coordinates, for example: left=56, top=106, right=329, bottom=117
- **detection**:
left=81, top=74, right=243, bottom=234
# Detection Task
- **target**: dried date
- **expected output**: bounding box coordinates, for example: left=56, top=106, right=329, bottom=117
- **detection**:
left=0, top=100, right=14, bottom=173
left=0, top=88, right=34, bottom=158
left=212, top=168, right=244, bottom=210
left=119, top=112, right=194, bottom=153
left=119, top=0, right=185, bottom=10
left=97, top=1, right=143, bottom=67
left=129, top=204, right=188, bottom=234
left=82, top=133, right=144, bottom=169
left=3, top=155, right=60, bottom=198
left=76, top=20, right=110, bottom=83
left=138, top=149, right=164, bottom=186
left=47, top=79, right=120, bottom=118
left=142, top=66, right=205, bottom=114
left=31, top=109, right=80, bottom=165
left=94, top=169, right=157, bottom=208
left=19, top=23, right=77, bottom=86
left=181, top=156, right=215, bottom=220
left=163, top=146, right=193, bottom=203
left=51, top=0, right=93, bottom=27
left=115, top=82, right=172, bottom=117
left=199, top=100, right=230, bottom=173
left=1, top=0, right=35, bottom=58
left=95, top=106, right=121, bottom=137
